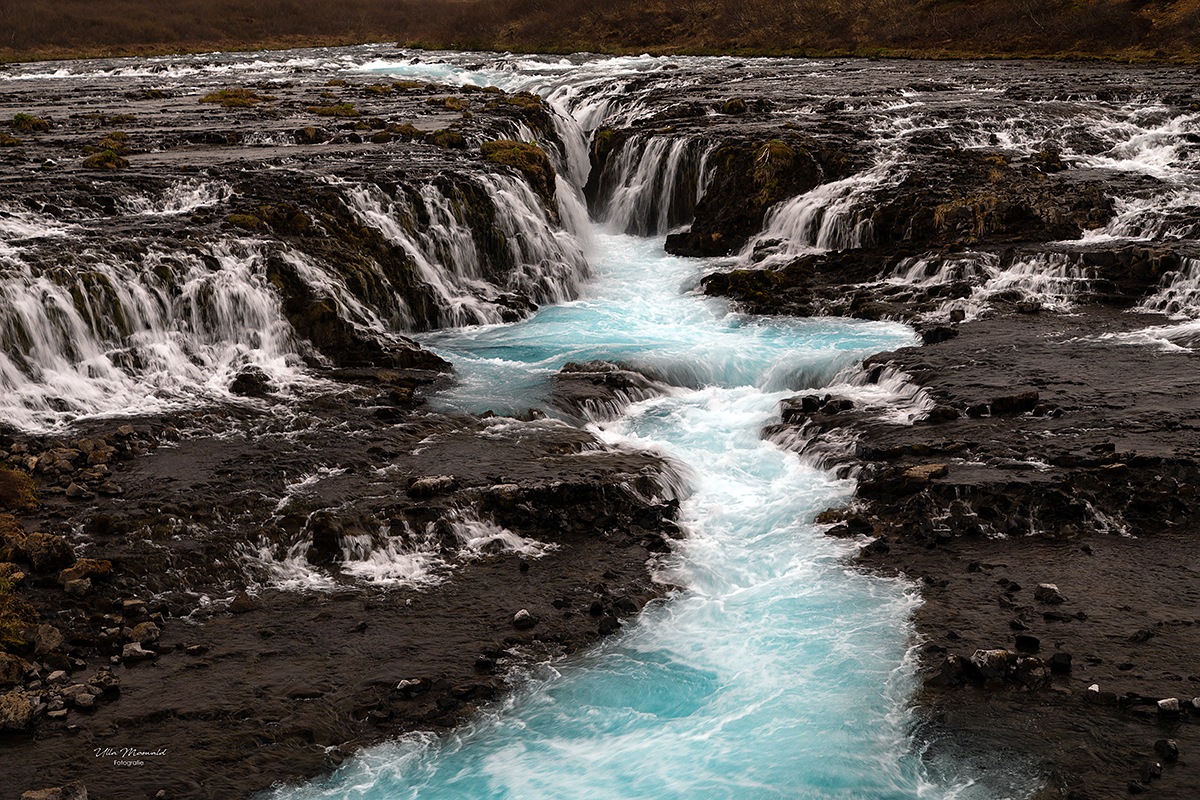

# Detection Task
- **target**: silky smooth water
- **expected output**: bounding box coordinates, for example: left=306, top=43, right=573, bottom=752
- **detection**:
left=263, top=227, right=1001, bottom=800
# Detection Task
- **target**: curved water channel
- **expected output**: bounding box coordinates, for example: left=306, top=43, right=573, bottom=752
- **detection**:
left=263, top=53, right=1008, bottom=800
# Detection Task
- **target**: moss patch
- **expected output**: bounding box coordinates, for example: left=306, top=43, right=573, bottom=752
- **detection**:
left=200, top=87, right=274, bottom=107
left=0, top=468, right=36, bottom=512
left=428, top=128, right=466, bottom=149
left=481, top=139, right=556, bottom=207
left=82, top=149, right=129, bottom=170
left=10, top=113, right=50, bottom=132
left=307, top=103, right=361, bottom=117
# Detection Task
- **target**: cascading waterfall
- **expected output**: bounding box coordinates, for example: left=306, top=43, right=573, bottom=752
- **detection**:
left=592, top=135, right=717, bottom=236
left=739, top=163, right=897, bottom=267
left=1137, top=256, right=1200, bottom=317
left=340, top=174, right=590, bottom=329
left=0, top=239, right=306, bottom=431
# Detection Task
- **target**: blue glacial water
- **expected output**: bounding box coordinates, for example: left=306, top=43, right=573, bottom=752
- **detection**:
left=267, top=229, right=996, bottom=800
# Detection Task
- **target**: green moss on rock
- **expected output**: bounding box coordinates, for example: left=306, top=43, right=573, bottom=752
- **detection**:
left=0, top=468, right=37, bottom=513
left=201, top=88, right=274, bottom=108
left=429, top=129, right=467, bottom=149
left=307, top=103, right=361, bottom=118
left=481, top=139, right=556, bottom=209
left=82, top=149, right=129, bottom=170
left=10, top=113, right=50, bottom=132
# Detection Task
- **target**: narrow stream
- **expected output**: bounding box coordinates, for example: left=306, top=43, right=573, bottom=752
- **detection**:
left=266, top=227, right=998, bottom=798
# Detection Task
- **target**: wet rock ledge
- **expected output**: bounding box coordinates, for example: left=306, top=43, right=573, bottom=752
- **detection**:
left=765, top=308, right=1200, bottom=799
left=0, top=399, right=684, bottom=800
left=0, top=73, right=680, bottom=800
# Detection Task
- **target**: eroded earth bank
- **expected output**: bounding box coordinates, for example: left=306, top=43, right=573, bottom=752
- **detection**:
left=1, top=48, right=1199, bottom=800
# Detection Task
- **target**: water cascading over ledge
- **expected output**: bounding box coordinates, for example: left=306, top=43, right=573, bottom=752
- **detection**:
left=0, top=124, right=591, bottom=430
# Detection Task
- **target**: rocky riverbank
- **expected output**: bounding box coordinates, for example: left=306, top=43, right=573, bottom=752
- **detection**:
left=791, top=308, right=1200, bottom=799
left=0, top=57, right=688, bottom=800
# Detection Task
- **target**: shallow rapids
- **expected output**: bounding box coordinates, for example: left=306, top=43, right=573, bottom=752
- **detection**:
left=267, top=227, right=997, bottom=799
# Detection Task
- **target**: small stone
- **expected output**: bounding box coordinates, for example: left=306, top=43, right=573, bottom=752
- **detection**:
left=122, top=598, right=147, bottom=617
left=46, top=670, right=68, bottom=686
left=19, top=781, right=88, bottom=800
left=228, top=591, right=255, bottom=614
left=1034, top=583, right=1065, bottom=604
left=130, top=621, right=161, bottom=644
left=72, top=692, right=95, bottom=710
left=598, top=615, right=621, bottom=635
left=34, top=624, right=65, bottom=655
left=58, top=558, right=111, bottom=585
left=64, top=578, right=92, bottom=597
left=1154, top=739, right=1179, bottom=763
left=87, top=670, right=120, bottom=695
left=46, top=709, right=69, bottom=721
left=1138, top=760, right=1162, bottom=782
left=1157, top=697, right=1181, bottom=716
left=121, top=642, right=156, bottom=662
left=0, top=689, right=34, bottom=730
left=64, top=483, right=88, bottom=498
left=97, top=482, right=123, bottom=496
left=970, top=649, right=1013, bottom=682
left=1049, top=652, right=1072, bottom=674
left=25, top=532, right=75, bottom=572
left=512, top=609, right=537, bottom=630
left=0, top=653, right=29, bottom=686
left=1015, top=634, right=1040, bottom=652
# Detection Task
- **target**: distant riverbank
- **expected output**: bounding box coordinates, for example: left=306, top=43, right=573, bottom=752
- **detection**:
left=3, top=0, right=1199, bottom=64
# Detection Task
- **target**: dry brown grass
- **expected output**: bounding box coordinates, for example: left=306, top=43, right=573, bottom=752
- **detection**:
left=1, top=0, right=1197, bottom=62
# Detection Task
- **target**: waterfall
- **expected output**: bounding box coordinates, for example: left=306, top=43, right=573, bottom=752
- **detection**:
left=1136, top=256, right=1200, bottom=318
left=591, top=135, right=717, bottom=236
left=739, top=163, right=898, bottom=267
left=0, top=239, right=304, bottom=431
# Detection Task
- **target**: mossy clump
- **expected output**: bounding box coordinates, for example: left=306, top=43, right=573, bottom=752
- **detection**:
left=389, top=123, right=424, bottom=141
left=363, top=84, right=392, bottom=95
left=84, top=131, right=130, bottom=156
left=753, top=140, right=796, bottom=203
left=307, top=103, right=361, bottom=118
left=10, top=113, right=50, bottom=132
left=428, top=96, right=468, bottom=111
left=227, top=213, right=265, bottom=231
left=0, top=468, right=36, bottom=512
left=391, top=80, right=425, bottom=90
left=428, top=129, right=466, bottom=149
left=82, top=149, right=129, bottom=170
left=481, top=139, right=555, bottom=204
left=0, top=133, right=20, bottom=147
left=503, top=92, right=546, bottom=112
left=200, top=88, right=274, bottom=108
left=0, top=586, right=35, bottom=653
left=324, top=78, right=349, bottom=87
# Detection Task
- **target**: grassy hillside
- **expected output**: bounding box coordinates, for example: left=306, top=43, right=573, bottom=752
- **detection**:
left=1, top=0, right=1198, bottom=63
left=405, top=0, right=1200, bottom=61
